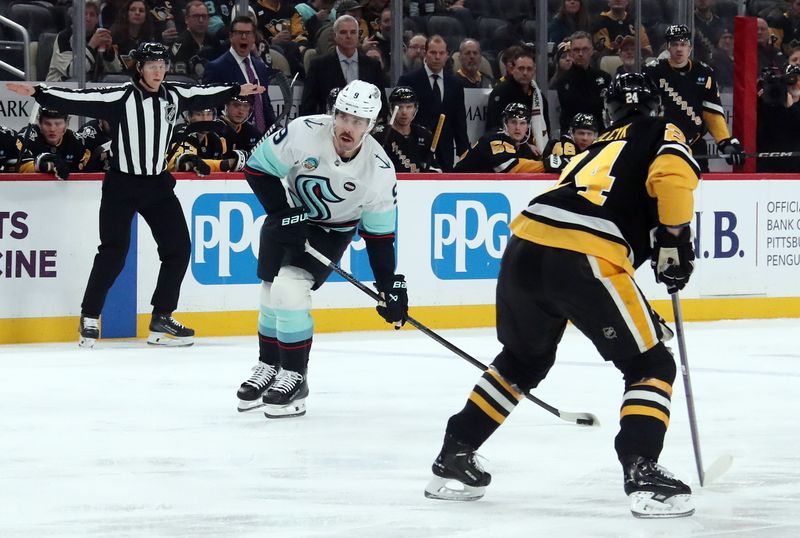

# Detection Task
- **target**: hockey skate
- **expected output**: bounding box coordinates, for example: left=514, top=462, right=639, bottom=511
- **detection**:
left=236, top=362, right=278, bottom=412
left=147, top=313, right=195, bottom=346
left=79, top=316, right=99, bottom=348
left=624, top=456, right=694, bottom=518
left=262, top=369, right=308, bottom=418
left=424, top=436, right=491, bottom=501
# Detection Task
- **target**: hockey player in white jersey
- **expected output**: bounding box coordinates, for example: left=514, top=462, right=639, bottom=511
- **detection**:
left=236, top=80, right=409, bottom=417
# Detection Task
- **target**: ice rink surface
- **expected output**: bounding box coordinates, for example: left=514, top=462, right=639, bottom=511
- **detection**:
left=1, top=318, right=799, bottom=537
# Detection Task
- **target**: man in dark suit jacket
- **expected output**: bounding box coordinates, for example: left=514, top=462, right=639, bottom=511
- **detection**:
left=397, top=35, right=469, bottom=172
left=299, top=14, right=388, bottom=118
left=203, top=16, right=276, bottom=133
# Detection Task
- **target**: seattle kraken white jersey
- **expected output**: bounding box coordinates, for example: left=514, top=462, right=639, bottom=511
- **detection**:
left=247, top=114, right=397, bottom=235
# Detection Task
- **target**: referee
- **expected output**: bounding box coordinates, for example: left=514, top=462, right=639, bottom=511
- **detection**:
left=7, top=42, right=265, bottom=348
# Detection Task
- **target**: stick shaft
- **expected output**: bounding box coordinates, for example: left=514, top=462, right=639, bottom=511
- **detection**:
left=694, top=150, right=800, bottom=160
left=431, top=113, right=445, bottom=152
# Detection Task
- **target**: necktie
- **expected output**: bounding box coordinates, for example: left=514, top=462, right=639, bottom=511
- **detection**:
left=243, top=56, right=266, bottom=134
left=343, top=58, right=356, bottom=83
left=431, top=73, right=442, bottom=104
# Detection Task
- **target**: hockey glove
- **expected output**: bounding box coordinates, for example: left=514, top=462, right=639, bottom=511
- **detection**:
left=35, top=153, right=70, bottom=180
left=263, top=206, right=309, bottom=261
left=717, top=137, right=744, bottom=166
left=375, top=274, right=408, bottom=329
left=543, top=154, right=568, bottom=173
left=220, top=149, right=248, bottom=172
left=176, top=154, right=211, bottom=176
left=651, top=226, right=695, bottom=294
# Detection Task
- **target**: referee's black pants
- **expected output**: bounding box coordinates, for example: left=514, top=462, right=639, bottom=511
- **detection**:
left=81, top=170, right=191, bottom=318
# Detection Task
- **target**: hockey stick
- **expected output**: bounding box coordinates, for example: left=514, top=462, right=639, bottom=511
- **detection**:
left=671, top=292, right=733, bottom=486
left=383, top=105, right=399, bottom=146
left=305, top=243, right=600, bottom=427
left=431, top=113, right=445, bottom=152
left=271, top=71, right=299, bottom=129
left=694, top=150, right=800, bottom=160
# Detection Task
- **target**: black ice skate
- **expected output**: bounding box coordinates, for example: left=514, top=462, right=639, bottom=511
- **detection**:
left=147, top=313, right=195, bottom=346
left=262, top=369, right=308, bottom=418
left=236, top=362, right=278, bottom=412
left=79, top=316, right=99, bottom=348
left=624, top=456, right=693, bottom=518
left=424, top=436, right=491, bottom=501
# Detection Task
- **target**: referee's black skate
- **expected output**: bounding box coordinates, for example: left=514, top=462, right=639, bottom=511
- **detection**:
left=147, top=313, right=195, bottom=346
left=425, top=435, right=491, bottom=501
left=79, top=315, right=99, bottom=348
left=262, top=369, right=308, bottom=418
left=237, top=362, right=278, bottom=412
left=623, top=456, right=694, bottom=518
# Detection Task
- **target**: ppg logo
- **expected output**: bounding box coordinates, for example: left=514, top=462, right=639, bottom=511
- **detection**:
left=431, top=193, right=510, bottom=279
left=192, top=194, right=265, bottom=284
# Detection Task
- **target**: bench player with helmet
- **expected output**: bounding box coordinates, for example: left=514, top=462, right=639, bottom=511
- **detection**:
left=425, top=72, right=701, bottom=519
left=236, top=80, right=409, bottom=418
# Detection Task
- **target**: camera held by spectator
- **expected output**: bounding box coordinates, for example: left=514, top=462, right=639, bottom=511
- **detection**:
left=759, top=65, right=800, bottom=107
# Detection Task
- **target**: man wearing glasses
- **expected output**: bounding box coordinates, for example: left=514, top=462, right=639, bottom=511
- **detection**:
left=556, top=31, right=611, bottom=134
left=204, top=15, right=277, bottom=134
left=170, top=0, right=226, bottom=79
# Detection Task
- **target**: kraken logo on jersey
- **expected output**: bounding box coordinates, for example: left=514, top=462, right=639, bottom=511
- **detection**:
left=294, top=175, right=346, bottom=221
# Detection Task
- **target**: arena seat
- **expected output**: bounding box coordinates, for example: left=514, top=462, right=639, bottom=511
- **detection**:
left=36, top=31, right=56, bottom=81
left=10, top=2, right=56, bottom=40
left=426, top=15, right=465, bottom=53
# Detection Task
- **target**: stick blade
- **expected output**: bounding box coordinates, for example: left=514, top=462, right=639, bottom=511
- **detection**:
left=703, top=454, right=733, bottom=486
left=560, top=411, right=601, bottom=427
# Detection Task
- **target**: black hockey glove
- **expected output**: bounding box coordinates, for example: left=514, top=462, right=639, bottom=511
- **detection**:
left=220, top=149, right=248, bottom=172
left=651, top=226, right=695, bottom=294
left=717, top=137, right=744, bottom=166
left=375, top=274, right=408, bottom=329
left=35, top=153, right=70, bottom=180
left=176, top=154, right=211, bottom=176
left=543, top=154, right=568, bottom=173
left=263, top=206, right=309, bottom=261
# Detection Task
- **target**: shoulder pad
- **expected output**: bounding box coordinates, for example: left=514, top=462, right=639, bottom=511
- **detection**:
left=645, top=58, right=660, bottom=68
left=696, top=60, right=712, bottom=71
left=415, top=124, right=433, bottom=136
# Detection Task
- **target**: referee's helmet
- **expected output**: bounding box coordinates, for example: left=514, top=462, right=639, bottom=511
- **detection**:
left=130, top=42, right=171, bottom=74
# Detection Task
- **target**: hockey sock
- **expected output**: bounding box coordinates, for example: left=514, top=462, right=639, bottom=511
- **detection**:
left=271, top=266, right=314, bottom=373
left=446, top=367, right=523, bottom=450
left=615, top=377, right=672, bottom=461
left=258, top=282, right=280, bottom=366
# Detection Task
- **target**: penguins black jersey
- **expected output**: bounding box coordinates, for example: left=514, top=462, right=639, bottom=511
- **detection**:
left=0, top=126, right=21, bottom=171
left=373, top=123, right=435, bottom=173
left=543, top=134, right=579, bottom=159
left=511, top=115, right=701, bottom=275
left=17, top=125, right=91, bottom=173
left=455, top=131, right=544, bottom=173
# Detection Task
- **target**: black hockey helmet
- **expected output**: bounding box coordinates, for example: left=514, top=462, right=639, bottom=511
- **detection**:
left=603, top=72, right=661, bottom=125
left=664, top=24, right=691, bottom=44
left=388, top=86, right=417, bottom=105
left=501, top=102, right=531, bottom=123
left=326, top=87, right=341, bottom=115
left=785, top=63, right=800, bottom=84
left=130, top=42, right=170, bottom=67
left=38, top=107, right=68, bottom=122
left=569, top=112, right=598, bottom=133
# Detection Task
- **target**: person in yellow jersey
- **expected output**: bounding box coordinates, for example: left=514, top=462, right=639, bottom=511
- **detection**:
left=425, top=73, right=701, bottom=519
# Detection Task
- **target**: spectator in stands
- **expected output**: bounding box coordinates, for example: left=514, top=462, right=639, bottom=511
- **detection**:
left=486, top=48, right=550, bottom=154
left=758, top=17, right=786, bottom=72
left=757, top=64, right=800, bottom=172
left=498, top=44, right=523, bottom=84
left=694, top=0, right=726, bottom=65
left=593, top=0, right=652, bottom=58
left=366, top=47, right=386, bottom=70
left=221, top=95, right=261, bottom=154
left=251, top=0, right=307, bottom=77
left=170, top=1, right=226, bottom=80
left=204, top=16, right=277, bottom=135
left=615, top=34, right=637, bottom=74
left=712, top=28, right=734, bottom=89
left=292, top=0, right=335, bottom=50
left=316, top=0, right=371, bottom=54
left=0, top=126, right=21, bottom=172
left=362, top=6, right=392, bottom=74
left=300, top=14, right=388, bottom=117
left=404, top=33, right=427, bottom=73
left=548, top=0, right=592, bottom=46
left=557, top=31, right=610, bottom=134
left=47, top=1, right=122, bottom=82
left=397, top=34, right=469, bottom=171
left=17, top=109, right=90, bottom=180
left=110, top=0, right=158, bottom=56
left=455, top=38, right=493, bottom=89
left=548, top=40, right=573, bottom=89
left=769, top=0, right=800, bottom=54
left=787, top=45, right=800, bottom=65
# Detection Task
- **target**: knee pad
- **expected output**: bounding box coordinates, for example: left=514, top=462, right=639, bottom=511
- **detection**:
left=616, top=343, right=677, bottom=386
left=271, top=266, right=313, bottom=312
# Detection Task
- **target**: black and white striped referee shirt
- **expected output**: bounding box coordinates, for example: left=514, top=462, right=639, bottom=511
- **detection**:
left=32, top=82, right=240, bottom=176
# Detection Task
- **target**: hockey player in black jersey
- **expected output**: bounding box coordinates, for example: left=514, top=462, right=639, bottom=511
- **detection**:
left=455, top=102, right=565, bottom=174
left=543, top=112, right=598, bottom=160
left=17, top=108, right=90, bottom=180
left=77, top=119, right=113, bottom=172
left=426, top=73, right=700, bottom=519
left=644, top=24, right=744, bottom=168
left=220, top=94, right=261, bottom=154
left=372, top=86, right=439, bottom=173
left=168, top=105, right=247, bottom=174
left=0, top=125, right=21, bottom=172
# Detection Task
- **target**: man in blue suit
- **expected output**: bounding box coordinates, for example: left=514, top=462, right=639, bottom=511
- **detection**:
left=204, top=16, right=276, bottom=134
left=397, top=35, right=469, bottom=171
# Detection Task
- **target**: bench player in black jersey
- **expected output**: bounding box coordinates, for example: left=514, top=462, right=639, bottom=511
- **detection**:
left=543, top=112, right=598, bottom=160
left=373, top=86, right=439, bottom=173
left=644, top=24, right=744, bottom=169
left=17, top=108, right=91, bottom=179
left=0, top=125, right=21, bottom=172
left=425, top=73, right=701, bottom=519
left=455, top=102, right=565, bottom=174
left=168, top=104, right=247, bottom=174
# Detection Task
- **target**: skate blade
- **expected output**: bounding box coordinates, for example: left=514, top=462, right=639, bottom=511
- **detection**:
left=147, top=332, right=194, bottom=347
left=263, top=398, right=306, bottom=419
left=78, top=336, right=96, bottom=349
left=629, top=491, right=694, bottom=518
left=237, top=398, right=266, bottom=412
left=424, top=476, right=485, bottom=501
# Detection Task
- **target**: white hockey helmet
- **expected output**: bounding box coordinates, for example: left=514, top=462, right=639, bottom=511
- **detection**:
left=334, top=80, right=382, bottom=123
